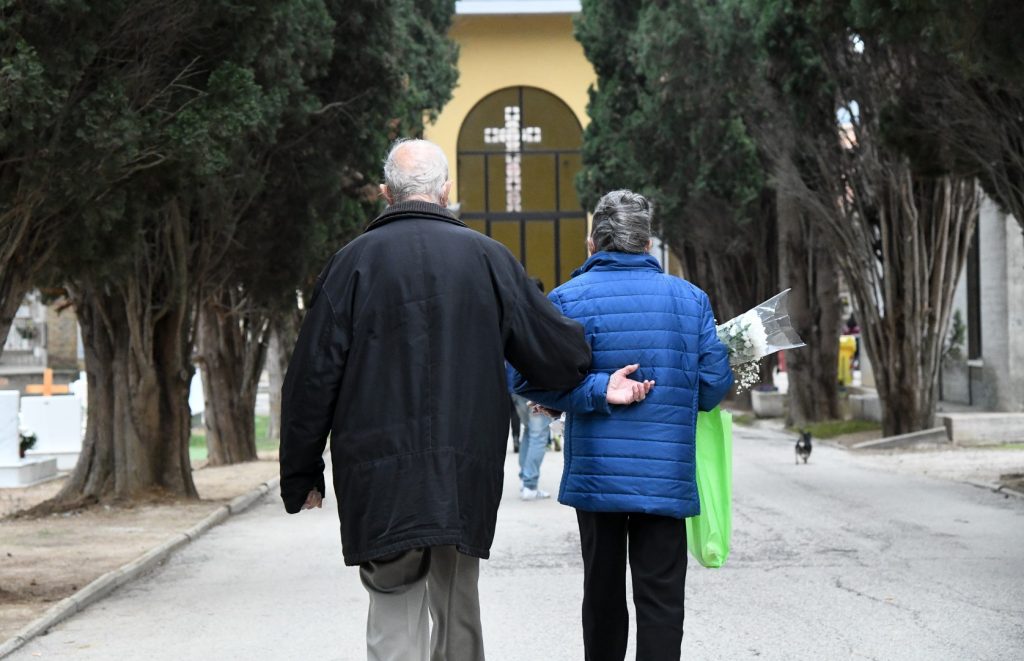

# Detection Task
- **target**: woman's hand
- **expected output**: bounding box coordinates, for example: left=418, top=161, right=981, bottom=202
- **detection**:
left=606, top=364, right=654, bottom=405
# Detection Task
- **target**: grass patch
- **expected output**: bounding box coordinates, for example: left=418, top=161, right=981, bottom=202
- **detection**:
left=254, top=414, right=270, bottom=443
left=790, top=419, right=881, bottom=439
left=980, top=443, right=1024, bottom=451
left=189, top=432, right=207, bottom=462
left=190, top=415, right=278, bottom=462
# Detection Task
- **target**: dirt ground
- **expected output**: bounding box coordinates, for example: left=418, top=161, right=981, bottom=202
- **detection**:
left=852, top=445, right=1024, bottom=488
left=734, top=415, right=1024, bottom=489
left=0, top=455, right=279, bottom=644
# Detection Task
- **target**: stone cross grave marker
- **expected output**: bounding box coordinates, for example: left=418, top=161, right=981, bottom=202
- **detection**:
left=25, top=368, right=70, bottom=397
left=21, top=370, right=83, bottom=471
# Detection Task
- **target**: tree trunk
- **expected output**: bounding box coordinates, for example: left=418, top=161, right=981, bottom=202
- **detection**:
left=41, top=203, right=198, bottom=510
left=758, top=25, right=983, bottom=437
left=777, top=188, right=841, bottom=426
left=266, top=310, right=300, bottom=446
left=844, top=176, right=979, bottom=437
left=774, top=151, right=977, bottom=436
left=196, top=290, right=269, bottom=466
left=49, top=283, right=197, bottom=508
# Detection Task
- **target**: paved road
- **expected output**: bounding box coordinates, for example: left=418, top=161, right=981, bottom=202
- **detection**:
left=10, top=427, right=1024, bottom=660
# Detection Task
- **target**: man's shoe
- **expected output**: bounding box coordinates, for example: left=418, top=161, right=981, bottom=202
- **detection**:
left=520, top=487, right=550, bottom=501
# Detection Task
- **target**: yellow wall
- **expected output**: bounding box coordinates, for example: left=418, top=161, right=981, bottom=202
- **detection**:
left=424, top=13, right=596, bottom=204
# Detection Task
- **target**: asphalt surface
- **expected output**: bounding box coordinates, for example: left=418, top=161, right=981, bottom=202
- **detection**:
left=10, top=426, right=1024, bottom=660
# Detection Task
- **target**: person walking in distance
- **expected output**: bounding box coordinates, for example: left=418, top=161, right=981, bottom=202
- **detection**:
left=510, top=277, right=556, bottom=501
left=279, top=140, right=652, bottom=661
left=511, top=190, right=733, bottom=661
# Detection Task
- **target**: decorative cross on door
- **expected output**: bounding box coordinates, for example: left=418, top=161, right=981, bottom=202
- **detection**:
left=483, top=106, right=542, bottom=212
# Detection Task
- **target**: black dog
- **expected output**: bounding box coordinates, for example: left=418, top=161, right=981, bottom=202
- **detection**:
left=795, top=431, right=812, bottom=464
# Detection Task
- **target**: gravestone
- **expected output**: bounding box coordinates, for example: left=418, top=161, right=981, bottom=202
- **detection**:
left=0, top=390, right=58, bottom=488
left=21, top=394, right=83, bottom=470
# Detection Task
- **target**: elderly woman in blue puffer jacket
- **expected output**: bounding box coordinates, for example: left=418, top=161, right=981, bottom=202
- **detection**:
left=509, top=189, right=733, bottom=661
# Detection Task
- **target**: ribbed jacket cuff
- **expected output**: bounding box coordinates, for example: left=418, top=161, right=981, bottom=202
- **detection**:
left=590, top=371, right=612, bottom=415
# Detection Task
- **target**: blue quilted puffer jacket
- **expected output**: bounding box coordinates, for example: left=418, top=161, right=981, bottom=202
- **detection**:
left=510, top=251, right=733, bottom=518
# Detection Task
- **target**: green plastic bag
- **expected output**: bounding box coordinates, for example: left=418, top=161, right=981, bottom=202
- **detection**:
left=685, top=407, right=733, bottom=568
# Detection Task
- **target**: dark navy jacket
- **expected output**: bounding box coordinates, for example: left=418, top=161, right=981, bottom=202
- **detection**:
left=510, top=251, right=733, bottom=518
left=280, top=201, right=591, bottom=565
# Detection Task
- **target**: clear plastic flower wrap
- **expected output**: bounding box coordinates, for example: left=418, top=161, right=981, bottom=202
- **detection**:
left=716, top=289, right=806, bottom=390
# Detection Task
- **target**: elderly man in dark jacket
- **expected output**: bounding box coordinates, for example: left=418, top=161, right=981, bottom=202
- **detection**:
left=280, top=139, right=649, bottom=661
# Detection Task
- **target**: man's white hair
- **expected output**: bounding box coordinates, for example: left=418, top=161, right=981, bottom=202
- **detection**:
left=383, top=138, right=450, bottom=203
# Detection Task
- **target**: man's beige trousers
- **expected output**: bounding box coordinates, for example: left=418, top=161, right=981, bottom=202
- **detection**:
left=360, top=545, right=485, bottom=661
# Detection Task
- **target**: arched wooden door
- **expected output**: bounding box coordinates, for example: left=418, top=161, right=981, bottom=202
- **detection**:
left=457, top=86, right=587, bottom=289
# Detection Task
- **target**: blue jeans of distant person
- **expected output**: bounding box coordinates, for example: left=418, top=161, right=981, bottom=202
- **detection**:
left=512, top=394, right=551, bottom=490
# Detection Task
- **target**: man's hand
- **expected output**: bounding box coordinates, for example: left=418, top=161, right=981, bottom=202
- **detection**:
left=301, top=489, right=323, bottom=510
left=606, top=364, right=655, bottom=405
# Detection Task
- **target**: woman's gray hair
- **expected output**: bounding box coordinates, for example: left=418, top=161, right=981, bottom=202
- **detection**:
left=590, top=189, right=653, bottom=254
left=382, top=138, right=450, bottom=203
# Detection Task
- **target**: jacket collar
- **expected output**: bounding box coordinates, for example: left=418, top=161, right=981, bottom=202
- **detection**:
left=364, top=200, right=466, bottom=233
left=572, top=251, right=663, bottom=277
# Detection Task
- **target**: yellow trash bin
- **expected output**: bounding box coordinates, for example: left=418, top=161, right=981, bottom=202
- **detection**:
left=838, top=334, right=857, bottom=386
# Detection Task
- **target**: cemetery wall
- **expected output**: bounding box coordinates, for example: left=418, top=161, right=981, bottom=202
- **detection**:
left=45, top=305, right=80, bottom=371
left=942, top=195, right=1024, bottom=412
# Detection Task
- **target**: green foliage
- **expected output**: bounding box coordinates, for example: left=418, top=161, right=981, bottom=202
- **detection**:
left=576, top=0, right=770, bottom=239
left=792, top=419, right=881, bottom=439
left=2, top=0, right=458, bottom=497
left=190, top=415, right=277, bottom=462
left=575, top=1, right=778, bottom=317
left=630, top=2, right=766, bottom=244
left=3, top=0, right=457, bottom=302
left=231, top=0, right=459, bottom=314
left=847, top=0, right=1024, bottom=228
left=847, top=0, right=1024, bottom=82
left=1, top=2, right=163, bottom=242
left=574, top=0, right=647, bottom=210
left=578, top=0, right=992, bottom=434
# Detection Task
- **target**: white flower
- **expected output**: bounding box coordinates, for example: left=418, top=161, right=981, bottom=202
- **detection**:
left=714, top=290, right=807, bottom=392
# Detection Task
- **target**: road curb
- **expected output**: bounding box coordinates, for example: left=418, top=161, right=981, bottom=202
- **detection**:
left=964, top=479, right=1024, bottom=500
left=850, top=427, right=949, bottom=450
left=0, top=476, right=281, bottom=659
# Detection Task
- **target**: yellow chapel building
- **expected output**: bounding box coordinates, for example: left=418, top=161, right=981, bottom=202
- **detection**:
left=424, top=0, right=595, bottom=290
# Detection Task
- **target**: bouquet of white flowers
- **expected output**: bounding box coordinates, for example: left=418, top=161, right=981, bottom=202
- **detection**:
left=716, top=289, right=805, bottom=391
